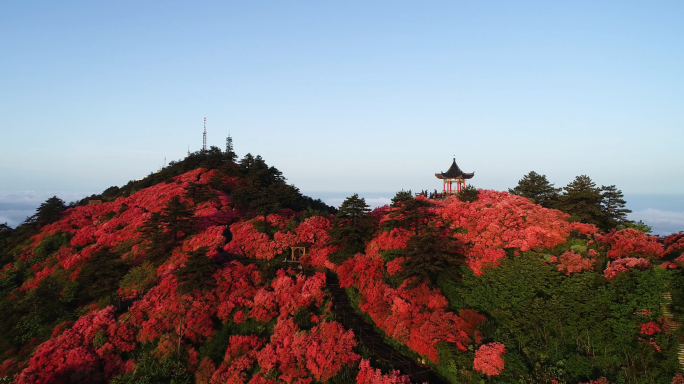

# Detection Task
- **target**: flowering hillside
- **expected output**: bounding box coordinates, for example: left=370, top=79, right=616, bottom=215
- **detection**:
left=1, top=154, right=684, bottom=384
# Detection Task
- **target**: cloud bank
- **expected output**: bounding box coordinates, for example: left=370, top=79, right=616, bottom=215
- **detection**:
left=629, top=209, right=684, bottom=236
left=0, top=191, right=95, bottom=227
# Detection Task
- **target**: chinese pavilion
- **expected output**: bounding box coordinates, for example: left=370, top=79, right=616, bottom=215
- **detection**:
left=435, top=158, right=474, bottom=195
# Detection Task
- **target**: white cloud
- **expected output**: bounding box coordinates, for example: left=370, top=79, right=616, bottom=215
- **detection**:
left=0, top=191, right=95, bottom=227
left=629, top=209, right=684, bottom=236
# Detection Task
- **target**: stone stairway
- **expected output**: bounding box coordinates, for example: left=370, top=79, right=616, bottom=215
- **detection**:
left=661, top=292, right=684, bottom=369
left=324, top=272, right=448, bottom=384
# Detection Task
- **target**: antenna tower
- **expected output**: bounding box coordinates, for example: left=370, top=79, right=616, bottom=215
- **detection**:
left=226, top=133, right=233, bottom=154
left=203, top=117, right=207, bottom=152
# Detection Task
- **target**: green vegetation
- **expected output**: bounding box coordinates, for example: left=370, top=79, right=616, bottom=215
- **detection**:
left=511, top=172, right=635, bottom=232
left=327, top=194, right=375, bottom=265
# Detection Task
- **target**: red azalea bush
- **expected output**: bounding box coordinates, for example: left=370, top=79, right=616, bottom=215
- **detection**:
left=208, top=335, right=265, bottom=384
left=556, top=250, right=595, bottom=275
left=254, top=318, right=358, bottom=383
left=435, top=191, right=591, bottom=275
left=15, top=307, right=132, bottom=384
left=337, top=254, right=484, bottom=362
left=579, top=378, right=612, bottom=384
left=226, top=214, right=333, bottom=264
left=356, top=359, right=411, bottom=384
left=604, top=258, right=651, bottom=279
left=473, top=342, right=505, bottom=376
left=639, top=321, right=662, bottom=336
left=596, top=229, right=665, bottom=259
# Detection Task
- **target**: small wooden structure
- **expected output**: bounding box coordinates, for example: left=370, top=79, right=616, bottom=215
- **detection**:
left=288, top=243, right=312, bottom=263
left=88, top=200, right=103, bottom=205
left=435, top=158, right=474, bottom=195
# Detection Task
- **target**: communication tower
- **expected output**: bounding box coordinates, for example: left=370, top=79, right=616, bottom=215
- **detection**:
left=226, top=133, right=233, bottom=154
left=203, top=117, right=207, bottom=152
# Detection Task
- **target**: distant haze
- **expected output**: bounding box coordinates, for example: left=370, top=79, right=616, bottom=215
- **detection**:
left=1, top=2, right=682, bottom=226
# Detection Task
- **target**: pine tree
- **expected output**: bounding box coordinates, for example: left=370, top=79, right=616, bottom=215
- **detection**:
left=29, top=196, right=67, bottom=226
left=232, top=154, right=310, bottom=220
left=457, top=185, right=479, bottom=203
left=509, top=171, right=560, bottom=208
left=159, top=196, right=196, bottom=242
left=384, top=191, right=435, bottom=236
left=398, top=223, right=464, bottom=286
left=327, top=194, right=375, bottom=265
left=558, top=175, right=604, bottom=226
left=600, top=185, right=631, bottom=231
left=77, top=247, right=130, bottom=302
left=174, top=247, right=220, bottom=295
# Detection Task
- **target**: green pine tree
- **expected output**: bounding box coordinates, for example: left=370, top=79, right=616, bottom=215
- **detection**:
left=398, top=223, right=464, bottom=286
left=77, top=247, right=130, bottom=303
left=174, top=248, right=220, bottom=295
left=509, top=171, right=560, bottom=208
left=29, top=196, right=67, bottom=226
left=558, top=175, right=604, bottom=226
left=384, top=190, right=435, bottom=236
left=457, top=185, right=479, bottom=203
left=327, top=194, right=375, bottom=265
left=599, top=185, right=632, bottom=231
left=159, top=196, right=196, bottom=242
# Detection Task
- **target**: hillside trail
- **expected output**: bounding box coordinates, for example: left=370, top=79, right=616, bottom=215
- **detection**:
left=322, top=271, right=448, bottom=384
left=660, top=292, right=684, bottom=370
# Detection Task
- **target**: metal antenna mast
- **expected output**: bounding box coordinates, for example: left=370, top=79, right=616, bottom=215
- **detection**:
left=226, top=132, right=233, bottom=154
left=203, top=117, right=207, bottom=152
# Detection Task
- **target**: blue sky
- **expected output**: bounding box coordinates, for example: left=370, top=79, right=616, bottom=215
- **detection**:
left=1, top=1, right=683, bottom=231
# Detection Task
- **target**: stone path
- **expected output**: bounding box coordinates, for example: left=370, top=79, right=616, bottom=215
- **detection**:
left=661, top=292, right=684, bottom=370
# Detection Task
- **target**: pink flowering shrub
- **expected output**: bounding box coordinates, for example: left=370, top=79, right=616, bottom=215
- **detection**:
left=596, top=229, right=665, bottom=259
left=604, top=258, right=651, bottom=279
left=356, top=359, right=411, bottom=384
left=556, top=250, right=595, bottom=275
left=473, top=342, right=505, bottom=376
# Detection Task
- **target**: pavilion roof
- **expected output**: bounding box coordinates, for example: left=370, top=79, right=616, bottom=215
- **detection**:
left=435, top=158, right=474, bottom=180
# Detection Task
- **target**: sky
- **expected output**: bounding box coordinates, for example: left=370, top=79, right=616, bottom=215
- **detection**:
left=1, top=1, right=683, bottom=232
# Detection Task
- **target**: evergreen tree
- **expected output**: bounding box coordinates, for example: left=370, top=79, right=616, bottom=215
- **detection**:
left=139, top=196, right=195, bottom=266
left=384, top=190, right=435, bottom=236
left=391, top=190, right=413, bottom=205
left=142, top=233, right=175, bottom=267
left=0, top=223, right=13, bottom=265
left=77, top=247, right=130, bottom=302
left=159, top=196, right=196, bottom=242
left=398, top=223, right=464, bottom=286
left=184, top=182, right=217, bottom=204
left=29, top=196, right=67, bottom=226
left=383, top=192, right=463, bottom=285
left=509, top=171, right=560, bottom=208
left=232, top=154, right=305, bottom=219
left=457, top=185, right=479, bottom=203
left=558, top=175, right=604, bottom=226
left=174, top=248, right=220, bottom=295
left=327, top=194, right=375, bottom=265
left=599, top=185, right=632, bottom=231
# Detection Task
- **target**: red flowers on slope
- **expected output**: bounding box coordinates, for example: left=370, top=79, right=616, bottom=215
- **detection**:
left=356, top=359, right=411, bottom=384
left=435, top=191, right=587, bottom=275
left=16, top=307, right=132, bottom=384
left=596, top=229, right=664, bottom=259
left=473, top=342, right=505, bottom=376
left=556, top=250, right=595, bottom=276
